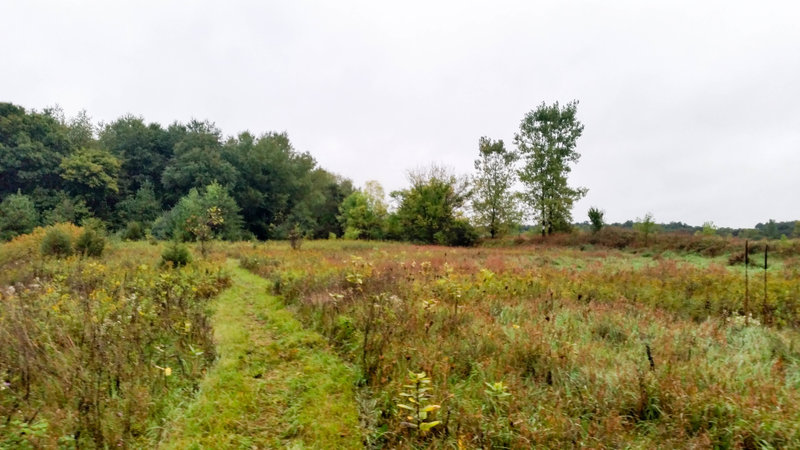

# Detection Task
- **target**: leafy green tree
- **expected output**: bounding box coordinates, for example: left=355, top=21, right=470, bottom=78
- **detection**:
left=471, top=137, right=520, bottom=238
left=0, top=103, right=72, bottom=203
left=115, top=181, right=162, bottom=227
left=60, top=147, right=121, bottom=194
left=588, top=207, right=604, bottom=233
left=99, top=115, right=176, bottom=198
left=392, top=166, right=476, bottom=246
left=222, top=131, right=349, bottom=239
left=161, top=120, right=238, bottom=205
left=339, top=189, right=385, bottom=240
left=285, top=168, right=353, bottom=239
left=700, top=221, right=717, bottom=236
left=364, top=181, right=388, bottom=215
left=764, top=219, right=778, bottom=239
left=59, top=147, right=121, bottom=217
left=66, top=109, right=96, bottom=149
left=311, top=174, right=354, bottom=238
left=793, top=221, right=800, bottom=238
left=43, top=192, right=91, bottom=225
left=515, top=101, right=587, bottom=236
left=634, top=212, right=658, bottom=245
left=0, top=191, right=39, bottom=240
left=153, top=181, right=243, bottom=241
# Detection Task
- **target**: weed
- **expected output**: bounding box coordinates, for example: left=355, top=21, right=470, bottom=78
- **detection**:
left=397, top=371, right=441, bottom=435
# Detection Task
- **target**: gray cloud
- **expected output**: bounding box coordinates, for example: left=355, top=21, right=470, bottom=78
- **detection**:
left=3, top=0, right=798, bottom=228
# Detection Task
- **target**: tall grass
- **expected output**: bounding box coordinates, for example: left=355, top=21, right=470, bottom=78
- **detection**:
left=0, top=228, right=229, bottom=447
left=232, top=240, right=800, bottom=448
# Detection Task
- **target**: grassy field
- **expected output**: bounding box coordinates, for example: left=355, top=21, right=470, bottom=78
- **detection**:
left=231, top=240, right=800, bottom=448
left=2, top=228, right=800, bottom=448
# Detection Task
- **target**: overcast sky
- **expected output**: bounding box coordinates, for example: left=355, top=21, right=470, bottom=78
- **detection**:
left=2, top=0, right=799, bottom=228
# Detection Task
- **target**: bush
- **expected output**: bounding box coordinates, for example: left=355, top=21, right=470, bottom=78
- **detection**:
left=161, top=241, right=191, bottom=267
left=434, top=219, right=479, bottom=247
left=122, top=221, right=146, bottom=241
left=40, top=228, right=73, bottom=257
left=75, top=228, right=105, bottom=257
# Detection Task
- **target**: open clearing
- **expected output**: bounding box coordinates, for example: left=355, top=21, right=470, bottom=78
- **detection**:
left=3, top=234, right=800, bottom=448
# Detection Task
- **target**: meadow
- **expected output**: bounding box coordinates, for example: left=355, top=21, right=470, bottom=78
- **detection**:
left=232, top=239, right=800, bottom=448
left=2, top=227, right=800, bottom=448
left=0, top=226, right=230, bottom=448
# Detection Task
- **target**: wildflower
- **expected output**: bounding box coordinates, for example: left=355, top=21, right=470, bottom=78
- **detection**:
left=164, top=367, right=172, bottom=376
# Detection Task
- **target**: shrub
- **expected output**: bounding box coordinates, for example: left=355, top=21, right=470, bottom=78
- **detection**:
left=122, top=221, right=146, bottom=241
left=75, top=228, right=105, bottom=257
left=161, top=241, right=192, bottom=267
left=40, top=228, right=73, bottom=257
left=434, top=218, right=479, bottom=247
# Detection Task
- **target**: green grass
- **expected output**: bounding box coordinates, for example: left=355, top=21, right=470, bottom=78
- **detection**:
left=160, top=260, right=361, bottom=449
left=225, top=240, right=800, bottom=447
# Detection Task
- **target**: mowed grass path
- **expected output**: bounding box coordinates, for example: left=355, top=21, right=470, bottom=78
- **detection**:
left=160, top=260, right=361, bottom=449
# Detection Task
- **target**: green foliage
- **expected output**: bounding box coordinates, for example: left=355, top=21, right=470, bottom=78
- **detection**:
left=0, top=243, right=228, bottom=447
left=472, top=137, right=520, bottom=238
left=99, top=115, right=176, bottom=197
left=161, top=120, right=238, bottom=205
left=397, top=371, right=441, bottom=435
left=700, top=220, right=717, bottom=236
left=187, top=205, right=225, bottom=257
left=161, top=241, right=192, bottom=267
left=338, top=183, right=387, bottom=240
left=634, top=212, right=658, bottom=245
left=40, top=228, right=73, bottom=257
left=66, top=109, right=95, bottom=149
left=484, top=381, right=512, bottom=410
left=158, top=182, right=244, bottom=242
left=43, top=192, right=91, bottom=226
left=515, top=100, right=587, bottom=236
left=115, top=181, right=162, bottom=226
left=0, top=191, right=39, bottom=241
left=763, top=219, right=779, bottom=239
left=222, top=132, right=350, bottom=239
left=59, top=147, right=122, bottom=205
left=122, top=221, right=146, bottom=240
left=392, top=165, right=474, bottom=246
left=433, top=218, right=479, bottom=247
left=0, top=103, right=72, bottom=198
left=0, top=418, right=49, bottom=449
left=588, top=207, right=604, bottom=233
left=75, top=227, right=105, bottom=257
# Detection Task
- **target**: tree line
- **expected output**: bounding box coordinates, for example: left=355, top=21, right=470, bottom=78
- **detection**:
left=0, top=103, right=352, bottom=241
left=9, top=100, right=785, bottom=246
left=0, top=100, right=593, bottom=245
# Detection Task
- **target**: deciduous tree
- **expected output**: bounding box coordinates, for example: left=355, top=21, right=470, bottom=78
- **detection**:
left=515, top=101, right=587, bottom=236
left=392, top=166, right=477, bottom=246
left=588, top=207, right=604, bottom=233
left=471, top=137, right=520, bottom=238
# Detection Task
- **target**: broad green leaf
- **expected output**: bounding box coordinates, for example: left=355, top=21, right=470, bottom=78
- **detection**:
left=420, top=421, right=441, bottom=432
